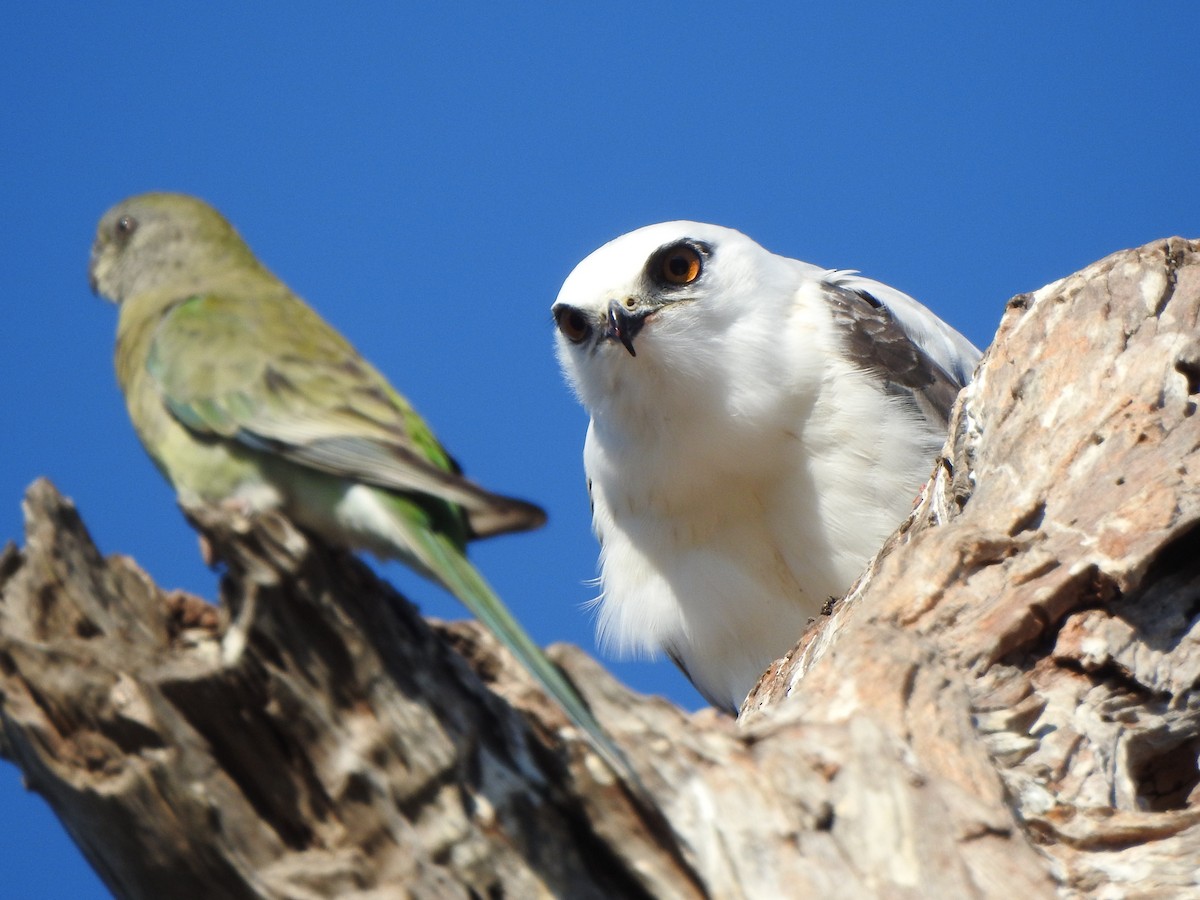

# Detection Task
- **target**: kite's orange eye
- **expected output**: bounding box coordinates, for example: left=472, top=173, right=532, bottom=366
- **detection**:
left=656, top=244, right=702, bottom=286
left=554, top=306, right=592, bottom=344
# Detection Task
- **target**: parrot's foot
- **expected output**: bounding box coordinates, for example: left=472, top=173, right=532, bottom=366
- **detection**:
left=188, top=495, right=261, bottom=568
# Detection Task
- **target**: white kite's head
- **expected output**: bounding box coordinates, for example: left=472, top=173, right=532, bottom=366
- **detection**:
left=552, top=221, right=802, bottom=415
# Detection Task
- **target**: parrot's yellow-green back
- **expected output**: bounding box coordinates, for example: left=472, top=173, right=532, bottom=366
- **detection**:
left=89, top=192, right=635, bottom=785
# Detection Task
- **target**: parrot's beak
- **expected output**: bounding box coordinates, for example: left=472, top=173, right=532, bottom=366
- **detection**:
left=87, top=242, right=105, bottom=297
left=605, top=300, right=646, bottom=357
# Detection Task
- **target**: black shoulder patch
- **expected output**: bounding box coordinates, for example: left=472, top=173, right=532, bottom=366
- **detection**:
left=825, top=283, right=965, bottom=425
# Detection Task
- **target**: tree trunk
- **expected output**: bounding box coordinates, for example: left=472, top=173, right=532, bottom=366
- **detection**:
left=2, top=238, right=1198, bottom=898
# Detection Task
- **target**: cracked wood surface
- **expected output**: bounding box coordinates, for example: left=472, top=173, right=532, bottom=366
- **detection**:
left=2, top=238, right=1198, bottom=898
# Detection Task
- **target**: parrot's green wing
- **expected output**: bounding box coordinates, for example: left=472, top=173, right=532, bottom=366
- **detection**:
left=146, top=291, right=543, bottom=540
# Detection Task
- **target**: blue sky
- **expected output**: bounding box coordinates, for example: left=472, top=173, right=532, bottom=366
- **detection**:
left=2, top=5, right=1196, bottom=896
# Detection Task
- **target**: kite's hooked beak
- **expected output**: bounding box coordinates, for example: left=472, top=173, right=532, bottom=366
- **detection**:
left=605, top=300, right=645, bottom=357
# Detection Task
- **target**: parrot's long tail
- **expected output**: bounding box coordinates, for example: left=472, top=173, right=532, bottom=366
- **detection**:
left=407, top=526, right=641, bottom=791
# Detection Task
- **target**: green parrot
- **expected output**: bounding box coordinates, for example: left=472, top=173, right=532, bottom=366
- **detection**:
left=88, top=192, right=631, bottom=780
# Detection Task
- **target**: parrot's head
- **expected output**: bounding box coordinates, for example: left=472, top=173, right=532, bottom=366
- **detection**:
left=551, top=221, right=796, bottom=419
left=89, top=192, right=257, bottom=304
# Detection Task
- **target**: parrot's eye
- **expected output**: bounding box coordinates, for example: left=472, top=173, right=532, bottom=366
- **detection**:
left=653, top=243, right=703, bottom=287
left=115, top=215, right=139, bottom=239
left=554, top=306, right=592, bottom=344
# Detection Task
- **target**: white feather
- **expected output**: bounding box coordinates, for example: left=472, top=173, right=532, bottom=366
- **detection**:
left=554, top=222, right=980, bottom=711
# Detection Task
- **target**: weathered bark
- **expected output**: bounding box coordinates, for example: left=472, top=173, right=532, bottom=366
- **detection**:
left=2, top=238, right=1198, bottom=898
